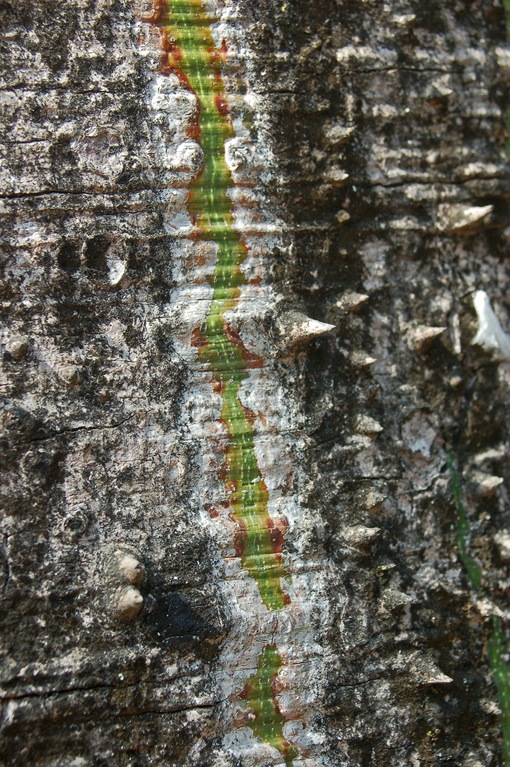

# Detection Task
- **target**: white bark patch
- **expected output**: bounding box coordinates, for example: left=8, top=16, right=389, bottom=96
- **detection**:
left=71, top=128, right=127, bottom=180
left=402, top=412, right=437, bottom=457
left=472, top=290, right=510, bottom=360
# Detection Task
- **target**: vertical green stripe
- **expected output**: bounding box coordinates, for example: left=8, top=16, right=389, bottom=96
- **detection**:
left=488, top=615, right=510, bottom=766
left=243, top=646, right=299, bottom=767
left=161, top=0, right=290, bottom=611
left=448, top=453, right=510, bottom=764
left=150, top=6, right=298, bottom=762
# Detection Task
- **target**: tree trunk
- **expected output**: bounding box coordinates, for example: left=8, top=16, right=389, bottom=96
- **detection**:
left=2, top=0, right=510, bottom=765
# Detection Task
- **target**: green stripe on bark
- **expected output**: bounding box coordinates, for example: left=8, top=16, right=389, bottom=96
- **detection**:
left=244, top=646, right=298, bottom=767
left=163, top=0, right=289, bottom=611
left=488, top=615, right=510, bottom=766
left=448, top=452, right=510, bottom=764
left=447, top=452, right=482, bottom=589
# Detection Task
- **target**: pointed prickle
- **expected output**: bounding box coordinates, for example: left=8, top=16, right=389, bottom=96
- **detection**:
left=324, top=124, right=355, bottom=147
left=409, top=655, right=453, bottom=685
left=437, top=204, right=493, bottom=233
left=336, top=291, right=369, bottom=314
left=343, top=525, right=381, bottom=549
left=409, top=325, right=446, bottom=352
left=494, top=530, right=510, bottom=563
left=380, top=588, right=413, bottom=611
left=495, top=45, right=510, bottom=77
left=393, top=13, right=416, bottom=26
left=355, top=415, right=383, bottom=435
left=472, top=472, right=504, bottom=497
left=278, top=310, right=335, bottom=350
left=350, top=351, right=377, bottom=369
left=361, top=489, right=387, bottom=511
left=429, top=78, right=453, bottom=98
left=324, top=168, right=349, bottom=186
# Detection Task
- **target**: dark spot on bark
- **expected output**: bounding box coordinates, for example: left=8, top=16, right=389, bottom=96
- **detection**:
left=57, top=241, right=80, bottom=275
left=1, top=407, right=53, bottom=448
left=84, top=235, right=111, bottom=280
left=144, top=590, right=222, bottom=650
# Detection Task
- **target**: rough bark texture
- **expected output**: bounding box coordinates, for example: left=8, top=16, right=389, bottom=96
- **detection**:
left=1, top=1, right=510, bottom=766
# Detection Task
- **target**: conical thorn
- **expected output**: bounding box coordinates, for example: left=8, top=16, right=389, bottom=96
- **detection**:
left=336, top=291, right=369, bottom=314
left=355, top=415, right=383, bottom=435
left=409, top=325, right=446, bottom=352
left=343, top=525, right=380, bottom=549
left=437, top=204, right=493, bottom=233
left=278, top=310, right=335, bottom=350
left=350, top=351, right=377, bottom=369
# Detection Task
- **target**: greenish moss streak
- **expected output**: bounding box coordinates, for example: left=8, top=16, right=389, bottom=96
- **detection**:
left=488, top=615, right=510, bottom=765
left=448, top=452, right=510, bottom=765
left=243, top=646, right=298, bottom=767
left=150, top=3, right=297, bottom=763
left=447, top=452, right=482, bottom=589
left=161, top=0, right=290, bottom=612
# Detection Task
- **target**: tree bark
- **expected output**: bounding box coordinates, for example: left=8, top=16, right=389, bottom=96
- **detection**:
left=1, top=0, right=510, bottom=765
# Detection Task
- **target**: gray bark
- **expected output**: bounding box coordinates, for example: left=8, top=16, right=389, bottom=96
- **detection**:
left=1, top=0, right=510, bottom=765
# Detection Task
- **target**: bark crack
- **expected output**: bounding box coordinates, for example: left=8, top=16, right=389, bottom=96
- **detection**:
left=357, top=173, right=510, bottom=190
left=1, top=686, right=224, bottom=713
left=20, top=414, right=138, bottom=444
